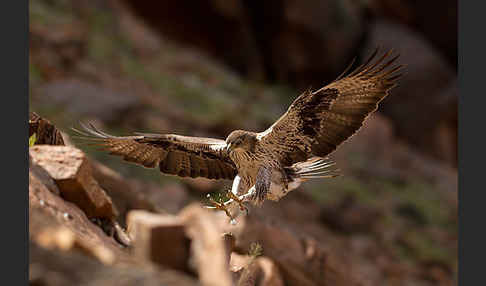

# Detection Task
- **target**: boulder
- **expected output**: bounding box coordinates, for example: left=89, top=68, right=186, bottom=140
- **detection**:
left=30, top=241, right=199, bottom=286
left=90, top=161, right=158, bottom=225
left=179, top=204, right=233, bottom=286
left=230, top=253, right=285, bottom=286
left=29, top=165, right=129, bottom=264
left=126, top=210, right=190, bottom=272
left=30, top=145, right=118, bottom=220
left=220, top=214, right=361, bottom=286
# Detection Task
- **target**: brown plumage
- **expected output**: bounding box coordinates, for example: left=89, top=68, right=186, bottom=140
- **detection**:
left=73, top=48, right=403, bottom=213
left=73, top=124, right=237, bottom=180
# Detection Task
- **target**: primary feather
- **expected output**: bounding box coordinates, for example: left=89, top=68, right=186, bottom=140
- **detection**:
left=257, top=48, right=403, bottom=165
left=72, top=122, right=236, bottom=180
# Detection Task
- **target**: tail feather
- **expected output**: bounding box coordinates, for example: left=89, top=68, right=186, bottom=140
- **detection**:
left=298, top=161, right=336, bottom=172
left=287, top=157, right=341, bottom=180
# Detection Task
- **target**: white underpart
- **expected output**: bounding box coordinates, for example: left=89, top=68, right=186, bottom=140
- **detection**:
left=214, top=175, right=304, bottom=221
left=231, top=175, right=241, bottom=196
left=236, top=177, right=304, bottom=203
left=264, top=178, right=303, bottom=201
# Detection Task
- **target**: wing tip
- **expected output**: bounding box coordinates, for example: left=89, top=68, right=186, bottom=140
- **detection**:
left=346, top=47, right=403, bottom=81
left=71, top=121, right=107, bottom=139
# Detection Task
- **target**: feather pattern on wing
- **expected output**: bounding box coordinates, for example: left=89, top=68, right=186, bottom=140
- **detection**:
left=257, top=48, right=403, bottom=165
left=72, top=123, right=237, bottom=180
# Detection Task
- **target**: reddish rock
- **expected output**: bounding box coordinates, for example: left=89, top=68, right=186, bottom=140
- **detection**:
left=90, top=161, right=158, bottom=225
left=30, top=240, right=199, bottom=286
left=30, top=156, right=61, bottom=196
left=126, top=210, right=190, bottom=272
left=29, top=166, right=129, bottom=264
left=179, top=204, right=233, bottom=286
left=230, top=252, right=252, bottom=273
left=223, top=232, right=236, bottom=265
left=30, top=145, right=118, bottom=220
left=256, top=257, right=285, bottom=286
left=221, top=214, right=361, bottom=286
left=231, top=253, right=285, bottom=286
left=34, top=225, right=116, bottom=265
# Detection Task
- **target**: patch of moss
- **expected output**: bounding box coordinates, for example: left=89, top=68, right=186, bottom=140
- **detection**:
left=120, top=54, right=237, bottom=123
left=375, top=180, right=453, bottom=229
left=307, top=174, right=456, bottom=269
left=406, top=230, right=453, bottom=264
left=390, top=229, right=454, bottom=267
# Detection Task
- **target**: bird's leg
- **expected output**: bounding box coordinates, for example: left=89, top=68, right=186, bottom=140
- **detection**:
left=227, top=174, right=249, bottom=214
left=232, top=175, right=248, bottom=211
left=206, top=193, right=235, bottom=220
left=281, top=167, right=290, bottom=192
left=204, top=175, right=249, bottom=220
left=226, top=190, right=249, bottom=215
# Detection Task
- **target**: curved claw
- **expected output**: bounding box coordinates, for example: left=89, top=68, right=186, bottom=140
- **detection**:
left=205, top=193, right=235, bottom=221
left=226, top=190, right=249, bottom=215
left=204, top=191, right=251, bottom=221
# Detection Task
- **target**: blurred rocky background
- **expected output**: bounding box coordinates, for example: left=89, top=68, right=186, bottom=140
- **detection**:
left=29, top=0, right=457, bottom=285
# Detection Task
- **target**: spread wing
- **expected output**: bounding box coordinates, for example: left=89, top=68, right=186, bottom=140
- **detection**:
left=258, top=48, right=403, bottom=165
left=72, top=123, right=237, bottom=180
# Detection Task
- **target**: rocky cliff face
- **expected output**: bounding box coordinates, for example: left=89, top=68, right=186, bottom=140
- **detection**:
left=29, top=1, right=457, bottom=284
left=29, top=112, right=456, bottom=286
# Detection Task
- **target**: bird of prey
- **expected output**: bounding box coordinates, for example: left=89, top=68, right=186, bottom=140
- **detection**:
left=73, top=48, right=402, bottom=220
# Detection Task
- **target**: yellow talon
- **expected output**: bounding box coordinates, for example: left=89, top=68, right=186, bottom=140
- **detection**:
left=226, top=191, right=249, bottom=215
left=206, top=193, right=235, bottom=220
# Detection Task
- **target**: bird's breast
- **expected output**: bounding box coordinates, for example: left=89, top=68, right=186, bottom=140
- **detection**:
left=265, top=169, right=302, bottom=201
left=266, top=179, right=302, bottom=201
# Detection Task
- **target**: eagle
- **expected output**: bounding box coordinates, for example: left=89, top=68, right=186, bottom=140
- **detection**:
left=73, top=48, right=402, bottom=220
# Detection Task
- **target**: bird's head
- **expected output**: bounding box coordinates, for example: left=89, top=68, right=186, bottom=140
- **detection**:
left=225, top=130, right=257, bottom=153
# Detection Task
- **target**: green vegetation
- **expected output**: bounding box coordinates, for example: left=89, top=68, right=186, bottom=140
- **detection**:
left=29, top=133, right=37, bottom=147
left=248, top=242, right=263, bottom=258
left=306, top=175, right=456, bottom=268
